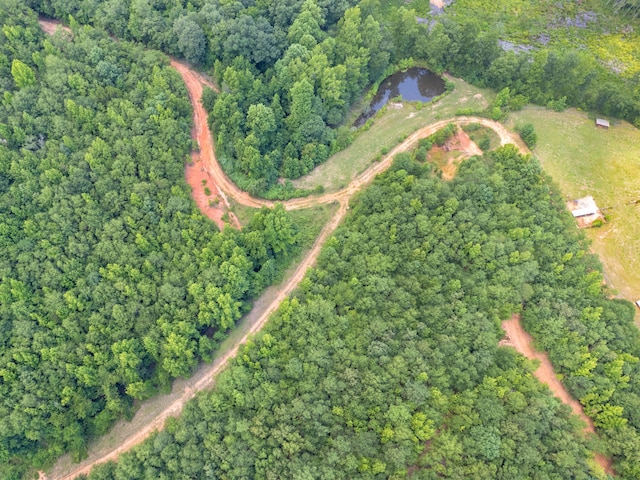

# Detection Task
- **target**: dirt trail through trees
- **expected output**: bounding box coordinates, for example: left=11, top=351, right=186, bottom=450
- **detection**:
left=171, top=55, right=526, bottom=213
left=501, top=315, right=614, bottom=474
left=41, top=17, right=605, bottom=479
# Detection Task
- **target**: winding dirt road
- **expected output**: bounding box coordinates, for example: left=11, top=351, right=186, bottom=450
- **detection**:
left=501, top=316, right=614, bottom=474
left=38, top=16, right=612, bottom=480
left=172, top=63, right=526, bottom=212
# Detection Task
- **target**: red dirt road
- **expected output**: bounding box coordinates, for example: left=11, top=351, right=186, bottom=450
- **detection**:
left=170, top=52, right=527, bottom=213
left=501, top=315, right=614, bottom=475
left=184, top=161, right=240, bottom=230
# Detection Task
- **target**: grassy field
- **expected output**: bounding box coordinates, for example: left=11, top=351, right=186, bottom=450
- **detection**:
left=508, top=107, right=640, bottom=312
left=445, top=0, right=640, bottom=78
left=293, top=76, right=494, bottom=192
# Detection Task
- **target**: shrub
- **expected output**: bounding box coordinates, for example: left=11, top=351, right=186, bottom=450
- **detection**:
left=455, top=108, right=478, bottom=116
left=463, top=122, right=482, bottom=132
left=418, top=138, right=433, bottom=150
left=490, top=106, right=504, bottom=121
left=547, top=96, right=567, bottom=112
left=445, top=79, right=455, bottom=92
left=430, top=123, right=457, bottom=146
left=516, top=123, right=537, bottom=149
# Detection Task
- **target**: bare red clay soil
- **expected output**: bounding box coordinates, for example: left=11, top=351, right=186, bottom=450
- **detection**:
left=184, top=160, right=240, bottom=229
left=38, top=17, right=71, bottom=35
left=432, top=128, right=483, bottom=180
left=448, top=128, right=483, bottom=157
left=501, top=315, right=614, bottom=475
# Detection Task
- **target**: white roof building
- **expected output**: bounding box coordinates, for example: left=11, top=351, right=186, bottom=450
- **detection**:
left=569, top=196, right=599, bottom=218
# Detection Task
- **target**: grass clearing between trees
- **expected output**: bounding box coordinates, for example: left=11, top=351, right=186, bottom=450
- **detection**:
left=462, top=123, right=502, bottom=151
left=508, top=107, right=640, bottom=319
left=292, top=76, right=494, bottom=192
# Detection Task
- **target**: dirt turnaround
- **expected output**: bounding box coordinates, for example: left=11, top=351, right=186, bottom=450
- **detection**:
left=38, top=16, right=612, bottom=480
left=501, top=315, right=614, bottom=475
left=38, top=17, right=71, bottom=36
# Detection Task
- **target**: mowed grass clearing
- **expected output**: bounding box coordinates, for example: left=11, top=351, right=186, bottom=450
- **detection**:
left=292, top=76, right=494, bottom=192
left=508, top=107, right=640, bottom=312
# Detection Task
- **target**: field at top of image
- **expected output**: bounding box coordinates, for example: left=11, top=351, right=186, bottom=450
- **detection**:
left=445, top=0, right=640, bottom=78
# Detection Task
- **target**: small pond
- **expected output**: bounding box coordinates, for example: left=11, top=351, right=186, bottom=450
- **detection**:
left=354, top=67, right=445, bottom=127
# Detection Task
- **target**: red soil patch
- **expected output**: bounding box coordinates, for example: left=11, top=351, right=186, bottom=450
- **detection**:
left=501, top=315, right=615, bottom=475
left=447, top=128, right=482, bottom=157
left=185, top=158, right=239, bottom=230
left=38, top=17, right=71, bottom=36
left=430, top=129, right=482, bottom=180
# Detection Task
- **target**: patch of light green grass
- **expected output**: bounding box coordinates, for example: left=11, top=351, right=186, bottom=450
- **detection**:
left=293, top=76, right=494, bottom=192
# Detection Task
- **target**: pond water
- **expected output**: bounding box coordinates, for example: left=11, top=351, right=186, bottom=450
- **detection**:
left=354, top=68, right=445, bottom=127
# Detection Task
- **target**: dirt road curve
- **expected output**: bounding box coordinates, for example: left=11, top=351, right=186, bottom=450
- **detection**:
left=501, top=316, right=614, bottom=475
left=172, top=51, right=526, bottom=213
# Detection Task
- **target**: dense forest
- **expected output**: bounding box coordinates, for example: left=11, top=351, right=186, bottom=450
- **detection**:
left=84, top=145, right=640, bottom=479
left=30, top=0, right=386, bottom=194
left=4, top=0, right=640, bottom=478
left=0, top=3, right=301, bottom=478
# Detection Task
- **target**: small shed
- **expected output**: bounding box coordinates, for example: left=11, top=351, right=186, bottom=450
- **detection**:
left=596, top=118, right=610, bottom=129
left=566, top=196, right=605, bottom=228
left=636, top=300, right=640, bottom=309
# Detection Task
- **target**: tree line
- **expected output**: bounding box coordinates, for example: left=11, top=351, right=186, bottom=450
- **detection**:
left=0, top=3, right=301, bottom=478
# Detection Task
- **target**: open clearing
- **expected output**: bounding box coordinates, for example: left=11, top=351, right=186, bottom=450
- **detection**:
left=292, top=76, right=493, bottom=192
left=508, top=108, right=640, bottom=317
